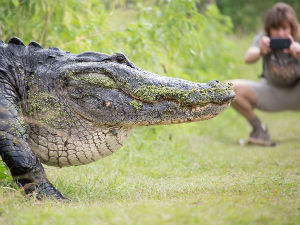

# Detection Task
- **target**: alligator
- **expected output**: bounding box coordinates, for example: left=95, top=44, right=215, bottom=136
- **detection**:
left=0, top=37, right=235, bottom=200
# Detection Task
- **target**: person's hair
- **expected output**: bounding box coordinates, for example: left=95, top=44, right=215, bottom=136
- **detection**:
left=264, top=2, right=300, bottom=41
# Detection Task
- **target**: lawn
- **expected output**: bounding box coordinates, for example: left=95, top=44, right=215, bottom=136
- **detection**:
left=0, top=107, right=299, bottom=225
left=0, top=8, right=299, bottom=225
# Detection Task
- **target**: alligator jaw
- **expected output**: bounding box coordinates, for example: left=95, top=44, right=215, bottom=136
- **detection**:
left=159, top=102, right=232, bottom=125
left=117, top=101, right=232, bottom=127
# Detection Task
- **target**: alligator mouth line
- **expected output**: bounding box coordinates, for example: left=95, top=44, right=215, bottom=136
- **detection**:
left=183, top=100, right=232, bottom=112
left=134, top=102, right=231, bottom=126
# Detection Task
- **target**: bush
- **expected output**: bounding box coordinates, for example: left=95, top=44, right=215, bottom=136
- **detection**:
left=110, top=0, right=237, bottom=82
left=216, top=0, right=300, bottom=32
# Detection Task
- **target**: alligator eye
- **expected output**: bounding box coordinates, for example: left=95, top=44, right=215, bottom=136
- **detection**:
left=116, top=54, right=125, bottom=63
left=113, top=53, right=135, bottom=68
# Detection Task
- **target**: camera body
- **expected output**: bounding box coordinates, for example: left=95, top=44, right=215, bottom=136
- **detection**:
left=270, top=38, right=291, bottom=50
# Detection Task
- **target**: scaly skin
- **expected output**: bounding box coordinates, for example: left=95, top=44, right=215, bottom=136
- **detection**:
left=0, top=37, right=235, bottom=200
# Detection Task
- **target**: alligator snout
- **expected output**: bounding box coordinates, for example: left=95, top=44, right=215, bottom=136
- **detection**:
left=204, top=80, right=235, bottom=104
left=99, top=63, right=235, bottom=107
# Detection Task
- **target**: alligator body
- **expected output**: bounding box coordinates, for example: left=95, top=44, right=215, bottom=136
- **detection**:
left=0, top=37, right=234, bottom=200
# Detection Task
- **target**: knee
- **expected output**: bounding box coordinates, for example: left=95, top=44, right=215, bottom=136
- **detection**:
left=227, top=81, right=248, bottom=98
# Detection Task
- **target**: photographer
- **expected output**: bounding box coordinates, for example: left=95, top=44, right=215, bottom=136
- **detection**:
left=230, top=2, right=300, bottom=146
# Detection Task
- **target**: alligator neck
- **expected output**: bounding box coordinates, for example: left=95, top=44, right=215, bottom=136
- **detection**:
left=27, top=114, right=132, bottom=167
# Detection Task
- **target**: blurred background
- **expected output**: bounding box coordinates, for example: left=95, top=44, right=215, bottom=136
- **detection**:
left=0, top=0, right=298, bottom=84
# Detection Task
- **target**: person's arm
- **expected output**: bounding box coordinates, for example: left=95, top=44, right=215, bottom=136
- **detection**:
left=245, top=36, right=271, bottom=64
left=244, top=46, right=261, bottom=64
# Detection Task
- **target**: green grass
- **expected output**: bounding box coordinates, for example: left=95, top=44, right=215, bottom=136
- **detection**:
left=0, top=8, right=299, bottom=225
left=0, top=109, right=299, bottom=225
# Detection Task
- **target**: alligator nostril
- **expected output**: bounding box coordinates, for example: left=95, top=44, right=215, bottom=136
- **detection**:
left=207, top=80, right=220, bottom=86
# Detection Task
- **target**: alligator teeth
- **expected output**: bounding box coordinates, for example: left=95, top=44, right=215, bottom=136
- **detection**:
left=189, top=106, right=202, bottom=113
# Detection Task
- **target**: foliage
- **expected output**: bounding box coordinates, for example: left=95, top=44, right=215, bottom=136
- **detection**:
left=0, top=0, right=236, bottom=82
left=0, top=0, right=109, bottom=51
left=111, top=1, right=236, bottom=82
left=0, top=160, right=11, bottom=185
left=216, top=0, right=300, bottom=32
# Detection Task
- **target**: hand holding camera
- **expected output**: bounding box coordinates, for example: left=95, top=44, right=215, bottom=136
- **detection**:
left=259, top=36, right=300, bottom=59
left=288, top=40, right=300, bottom=60
left=259, top=36, right=271, bottom=55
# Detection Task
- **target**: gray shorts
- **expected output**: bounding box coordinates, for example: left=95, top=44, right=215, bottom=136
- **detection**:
left=237, top=78, right=300, bottom=112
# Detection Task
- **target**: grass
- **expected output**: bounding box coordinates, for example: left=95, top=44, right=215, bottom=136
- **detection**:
left=0, top=8, right=300, bottom=225
left=0, top=109, right=299, bottom=225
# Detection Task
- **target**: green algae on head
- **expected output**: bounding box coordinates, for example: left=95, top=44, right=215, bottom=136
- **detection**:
left=132, top=82, right=233, bottom=106
left=129, top=100, right=143, bottom=110
left=75, top=73, right=117, bottom=89
left=25, top=91, right=76, bottom=129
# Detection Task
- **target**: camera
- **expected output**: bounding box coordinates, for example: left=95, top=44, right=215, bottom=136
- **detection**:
left=270, top=38, right=291, bottom=50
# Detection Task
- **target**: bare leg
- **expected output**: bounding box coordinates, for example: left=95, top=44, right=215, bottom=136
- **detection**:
left=230, top=80, right=275, bottom=146
left=231, top=81, right=257, bottom=120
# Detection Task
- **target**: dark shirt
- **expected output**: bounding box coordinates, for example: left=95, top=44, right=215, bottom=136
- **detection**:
left=252, top=33, right=300, bottom=87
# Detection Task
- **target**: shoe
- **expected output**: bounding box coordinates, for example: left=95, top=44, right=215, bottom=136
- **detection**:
left=248, top=123, right=276, bottom=147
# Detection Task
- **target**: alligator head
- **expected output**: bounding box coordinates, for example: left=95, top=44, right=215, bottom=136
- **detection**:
left=60, top=53, right=235, bottom=126
left=1, top=37, right=235, bottom=167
